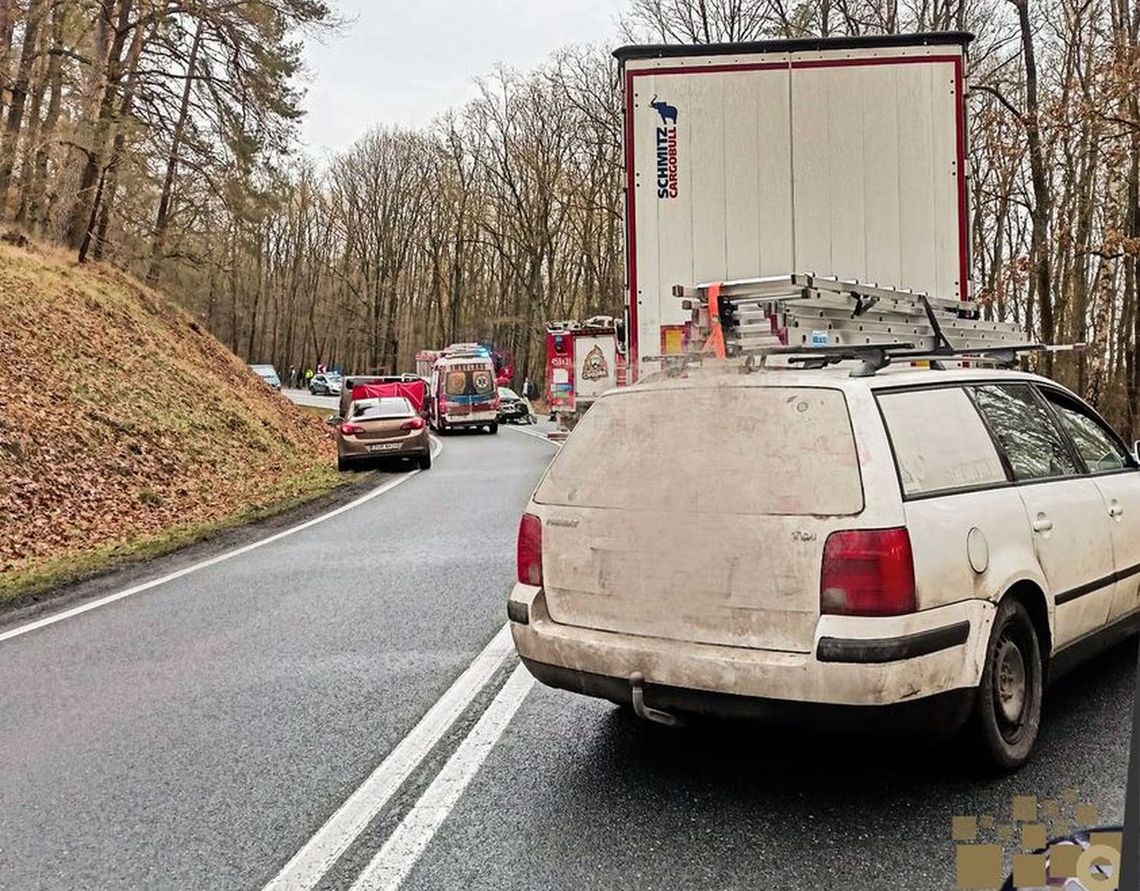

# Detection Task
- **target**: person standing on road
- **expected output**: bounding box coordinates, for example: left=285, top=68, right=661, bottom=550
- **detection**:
left=304, top=367, right=314, bottom=390
left=521, top=376, right=539, bottom=424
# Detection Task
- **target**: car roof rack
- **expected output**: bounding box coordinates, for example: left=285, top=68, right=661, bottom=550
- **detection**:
left=750, top=340, right=1048, bottom=377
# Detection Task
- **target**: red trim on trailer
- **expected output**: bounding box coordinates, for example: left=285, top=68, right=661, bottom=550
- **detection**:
left=792, top=55, right=964, bottom=69
left=627, top=54, right=963, bottom=79
left=622, top=52, right=970, bottom=383
left=952, top=58, right=969, bottom=304
left=624, top=67, right=639, bottom=383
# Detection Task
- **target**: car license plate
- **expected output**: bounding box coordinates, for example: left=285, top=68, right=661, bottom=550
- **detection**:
left=367, top=443, right=400, bottom=452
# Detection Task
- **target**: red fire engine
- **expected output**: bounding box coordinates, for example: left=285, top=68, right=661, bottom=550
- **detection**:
left=544, top=316, right=624, bottom=437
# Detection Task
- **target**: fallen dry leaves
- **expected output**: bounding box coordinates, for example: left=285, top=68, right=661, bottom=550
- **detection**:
left=0, top=244, right=337, bottom=585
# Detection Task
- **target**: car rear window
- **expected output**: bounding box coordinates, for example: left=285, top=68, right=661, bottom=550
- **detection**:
left=877, top=388, right=1008, bottom=496
left=354, top=398, right=413, bottom=419
left=534, top=385, right=864, bottom=516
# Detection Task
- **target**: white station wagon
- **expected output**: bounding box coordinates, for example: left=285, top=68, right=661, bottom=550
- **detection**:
left=508, top=363, right=1140, bottom=768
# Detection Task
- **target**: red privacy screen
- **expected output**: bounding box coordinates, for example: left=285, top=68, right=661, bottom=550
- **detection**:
left=351, top=380, right=427, bottom=412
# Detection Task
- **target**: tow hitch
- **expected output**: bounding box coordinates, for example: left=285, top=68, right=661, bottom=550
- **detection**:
left=629, top=672, right=684, bottom=727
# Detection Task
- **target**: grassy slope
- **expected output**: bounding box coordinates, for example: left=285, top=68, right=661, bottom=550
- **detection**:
left=0, top=243, right=341, bottom=604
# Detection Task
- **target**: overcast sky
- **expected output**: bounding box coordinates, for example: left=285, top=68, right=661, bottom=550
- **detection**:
left=298, top=0, right=625, bottom=158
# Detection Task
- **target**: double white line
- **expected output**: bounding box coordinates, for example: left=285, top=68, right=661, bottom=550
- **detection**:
left=267, top=430, right=560, bottom=890
left=263, top=626, right=531, bottom=890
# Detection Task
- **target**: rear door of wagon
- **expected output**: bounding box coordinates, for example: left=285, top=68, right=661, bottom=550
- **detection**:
left=533, top=381, right=866, bottom=653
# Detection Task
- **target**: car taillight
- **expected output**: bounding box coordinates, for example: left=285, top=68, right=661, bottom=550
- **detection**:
left=820, top=528, right=915, bottom=617
left=401, top=417, right=425, bottom=430
left=340, top=423, right=364, bottom=435
left=517, top=513, right=543, bottom=586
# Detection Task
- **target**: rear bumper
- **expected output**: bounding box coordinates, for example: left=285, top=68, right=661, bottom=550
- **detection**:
left=443, top=410, right=498, bottom=426
left=520, top=658, right=974, bottom=732
left=508, top=586, right=995, bottom=711
left=338, top=432, right=429, bottom=459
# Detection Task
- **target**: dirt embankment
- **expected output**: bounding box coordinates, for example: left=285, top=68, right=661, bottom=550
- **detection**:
left=0, top=243, right=339, bottom=603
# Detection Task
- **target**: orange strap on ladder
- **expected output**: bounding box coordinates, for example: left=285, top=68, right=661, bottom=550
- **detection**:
left=701, top=282, right=726, bottom=359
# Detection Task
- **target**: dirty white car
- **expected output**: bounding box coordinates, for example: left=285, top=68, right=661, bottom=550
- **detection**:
left=507, top=364, right=1140, bottom=768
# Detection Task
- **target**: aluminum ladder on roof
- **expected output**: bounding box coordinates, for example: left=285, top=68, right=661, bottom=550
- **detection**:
left=670, top=274, right=1029, bottom=358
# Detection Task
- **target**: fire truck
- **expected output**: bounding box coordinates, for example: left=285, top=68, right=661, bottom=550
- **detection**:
left=544, top=316, right=625, bottom=437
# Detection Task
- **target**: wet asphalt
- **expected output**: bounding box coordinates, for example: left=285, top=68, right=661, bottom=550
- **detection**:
left=0, top=420, right=1134, bottom=890
left=0, top=427, right=551, bottom=890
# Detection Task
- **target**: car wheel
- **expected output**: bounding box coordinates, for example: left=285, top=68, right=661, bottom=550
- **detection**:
left=418, top=452, right=432, bottom=470
left=337, top=455, right=350, bottom=472
left=489, top=423, right=499, bottom=435
left=970, top=597, right=1043, bottom=770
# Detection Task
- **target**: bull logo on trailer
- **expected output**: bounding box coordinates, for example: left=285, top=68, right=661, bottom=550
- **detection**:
left=581, top=344, right=609, bottom=381
left=650, top=95, right=678, bottom=125
left=651, top=95, right=679, bottom=200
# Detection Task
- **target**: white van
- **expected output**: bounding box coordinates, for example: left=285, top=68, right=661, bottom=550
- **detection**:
left=508, top=364, right=1140, bottom=767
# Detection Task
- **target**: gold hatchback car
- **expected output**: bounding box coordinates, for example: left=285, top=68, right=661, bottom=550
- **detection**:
left=336, top=396, right=431, bottom=472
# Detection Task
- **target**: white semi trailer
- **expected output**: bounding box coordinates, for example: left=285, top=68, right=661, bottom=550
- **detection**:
left=614, top=32, right=974, bottom=382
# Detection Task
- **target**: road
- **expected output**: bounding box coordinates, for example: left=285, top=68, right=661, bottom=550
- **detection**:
left=0, top=420, right=1133, bottom=890
left=283, top=388, right=340, bottom=411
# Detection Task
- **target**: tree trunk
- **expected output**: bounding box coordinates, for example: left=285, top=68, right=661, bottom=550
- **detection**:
left=24, top=0, right=62, bottom=233
left=0, top=0, right=48, bottom=214
left=93, top=14, right=148, bottom=260
left=0, top=0, right=17, bottom=117
left=69, top=0, right=133, bottom=252
left=1016, top=0, right=1055, bottom=375
left=147, top=17, right=203, bottom=285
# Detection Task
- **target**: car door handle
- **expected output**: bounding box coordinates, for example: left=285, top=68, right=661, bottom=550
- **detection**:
left=1109, top=501, right=1125, bottom=518
left=1032, top=515, right=1054, bottom=533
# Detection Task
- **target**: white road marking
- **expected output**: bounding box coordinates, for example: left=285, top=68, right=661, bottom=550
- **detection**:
left=505, top=425, right=563, bottom=447
left=349, top=665, right=535, bottom=891
left=0, top=437, right=443, bottom=645
left=262, top=623, right=516, bottom=891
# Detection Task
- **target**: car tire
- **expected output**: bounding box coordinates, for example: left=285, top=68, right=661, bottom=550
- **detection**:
left=337, top=455, right=350, bottom=472
left=489, top=423, right=499, bottom=435
left=418, top=452, right=432, bottom=470
left=970, top=597, right=1044, bottom=770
